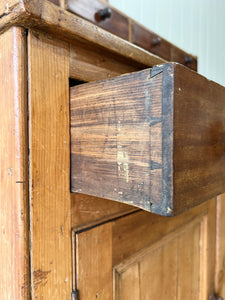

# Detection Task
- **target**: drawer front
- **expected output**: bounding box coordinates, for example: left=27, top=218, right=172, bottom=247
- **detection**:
left=70, top=62, right=225, bottom=216
left=67, top=0, right=129, bottom=40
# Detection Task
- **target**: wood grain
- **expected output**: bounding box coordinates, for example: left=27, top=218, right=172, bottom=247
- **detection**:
left=215, top=194, right=225, bottom=297
left=173, top=63, right=225, bottom=214
left=132, top=21, right=171, bottom=61
left=171, top=45, right=197, bottom=71
left=177, top=223, right=200, bottom=299
left=112, top=201, right=213, bottom=300
left=70, top=65, right=173, bottom=215
left=71, top=62, right=225, bottom=215
left=73, top=198, right=216, bottom=299
left=67, top=0, right=197, bottom=70
left=76, top=223, right=112, bottom=300
left=114, top=263, right=140, bottom=300
left=132, top=22, right=198, bottom=71
left=140, top=239, right=178, bottom=300
left=0, top=0, right=165, bottom=68
left=69, top=43, right=139, bottom=82
left=0, top=27, right=30, bottom=300
left=67, top=0, right=129, bottom=40
left=28, top=31, right=71, bottom=300
left=71, top=193, right=135, bottom=228
left=112, top=198, right=216, bottom=266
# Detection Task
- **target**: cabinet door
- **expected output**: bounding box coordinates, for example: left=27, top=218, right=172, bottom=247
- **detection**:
left=73, top=198, right=217, bottom=300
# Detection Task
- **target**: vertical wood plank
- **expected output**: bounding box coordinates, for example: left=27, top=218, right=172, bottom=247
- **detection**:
left=215, top=194, right=225, bottom=297
left=28, top=30, right=71, bottom=299
left=77, top=223, right=113, bottom=300
left=199, top=215, right=208, bottom=300
left=114, top=264, right=140, bottom=300
left=207, top=198, right=217, bottom=298
left=139, top=239, right=178, bottom=300
left=177, top=223, right=200, bottom=300
left=0, top=27, right=30, bottom=300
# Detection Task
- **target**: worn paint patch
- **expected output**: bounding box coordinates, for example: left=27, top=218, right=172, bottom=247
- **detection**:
left=167, top=206, right=172, bottom=215
left=117, top=145, right=129, bottom=183
left=116, top=120, right=129, bottom=183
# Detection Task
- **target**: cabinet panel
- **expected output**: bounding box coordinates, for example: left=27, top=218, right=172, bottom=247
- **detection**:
left=74, top=198, right=217, bottom=300
left=114, top=220, right=205, bottom=300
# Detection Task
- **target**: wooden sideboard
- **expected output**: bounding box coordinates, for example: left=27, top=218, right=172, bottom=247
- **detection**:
left=0, top=1, right=225, bottom=300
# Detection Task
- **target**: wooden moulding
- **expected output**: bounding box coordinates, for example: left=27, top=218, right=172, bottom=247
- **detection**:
left=0, top=0, right=165, bottom=69
left=67, top=0, right=130, bottom=40
left=66, top=0, right=197, bottom=71
left=70, top=62, right=225, bottom=216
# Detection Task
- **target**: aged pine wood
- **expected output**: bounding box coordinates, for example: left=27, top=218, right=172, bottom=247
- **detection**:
left=0, top=0, right=165, bottom=69
left=66, top=0, right=197, bottom=70
left=71, top=194, right=136, bottom=228
left=132, top=22, right=198, bottom=72
left=67, top=0, right=129, bottom=40
left=114, top=263, right=140, bottom=300
left=75, top=198, right=216, bottom=300
left=113, top=218, right=207, bottom=300
left=70, top=41, right=142, bottom=228
left=215, top=194, right=225, bottom=297
left=132, top=21, right=172, bottom=61
left=173, top=63, right=225, bottom=214
left=112, top=198, right=216, bottom=266
left=177, top=224, right=200, bottom=299
left=70, top=62, right=225, bottom=215
left=76, top=223, right=113, bottom=300
left=69, top=43, right=140, bottom=82
left=171, top=45, right=197, bottom=71
left=70, top=67, right=169, bottom=214
left=140, top=239, right=178, bottom=300
left=0, top=27, right=30, bottom=300
left=28, top=30, right=71, bottom=299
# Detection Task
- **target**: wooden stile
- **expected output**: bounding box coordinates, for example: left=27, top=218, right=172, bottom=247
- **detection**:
left=70, top=62, right=225, bottom=216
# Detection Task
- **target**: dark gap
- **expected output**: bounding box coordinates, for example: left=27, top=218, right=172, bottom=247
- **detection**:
left=69, top=78, right=86, bottom=87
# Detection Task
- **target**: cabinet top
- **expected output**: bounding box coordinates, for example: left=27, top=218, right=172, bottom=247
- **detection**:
left=0, top=0, right=166, bottom=68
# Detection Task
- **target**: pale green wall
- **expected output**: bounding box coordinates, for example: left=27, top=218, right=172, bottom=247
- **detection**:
left=110, top=0, right=225, bottom=87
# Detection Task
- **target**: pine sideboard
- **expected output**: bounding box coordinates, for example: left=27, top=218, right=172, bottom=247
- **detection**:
left=1, top=1, right=225, bottom=299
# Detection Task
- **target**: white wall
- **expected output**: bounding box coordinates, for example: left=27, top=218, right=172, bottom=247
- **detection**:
left=110, top=0, right=225, bottom=87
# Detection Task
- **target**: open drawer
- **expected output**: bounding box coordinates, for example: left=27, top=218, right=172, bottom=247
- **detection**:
left=70, top=62, right=225, bottom=216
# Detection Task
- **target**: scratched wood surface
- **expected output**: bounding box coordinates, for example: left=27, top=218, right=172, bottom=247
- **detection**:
left=75, top=198, right=216, bottom=300
left=71, top=62, right=225, bottom=216
left=173, top=64, right=225, bottom=214
left=0, top=27, right=30, bottom=300
left=28, top=30, right=71, bottom=300
left=70, top=66, right=173, bottom=215
left=0, top=0, right=165, bottom=69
